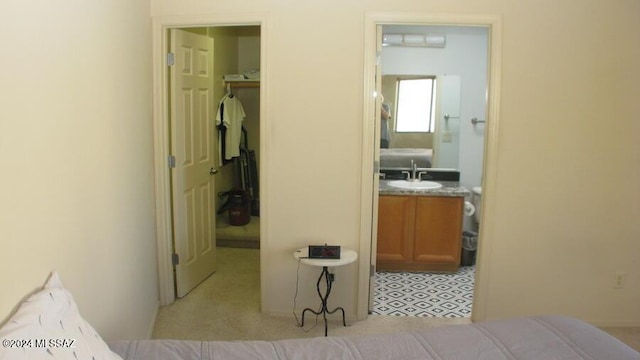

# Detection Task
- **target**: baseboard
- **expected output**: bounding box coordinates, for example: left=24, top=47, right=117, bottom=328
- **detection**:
left=265, top=309, right=358, bottom=324
left=471, top=315, right=640, bottom=328
left=591, top=320, right=640, bottom=328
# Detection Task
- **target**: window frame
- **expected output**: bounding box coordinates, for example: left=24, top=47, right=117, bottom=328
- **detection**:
left=393, top=76, right=437, bottom=133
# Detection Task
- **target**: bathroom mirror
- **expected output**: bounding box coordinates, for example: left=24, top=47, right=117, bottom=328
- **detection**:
left=381, top=75, right=435, bottom=151
left=380, top=24, right=488, bottom=187
left=380, top=74, right=461, bottom=170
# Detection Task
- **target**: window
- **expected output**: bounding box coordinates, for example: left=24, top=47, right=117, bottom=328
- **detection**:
left=395, top=77, right=437, bottom=133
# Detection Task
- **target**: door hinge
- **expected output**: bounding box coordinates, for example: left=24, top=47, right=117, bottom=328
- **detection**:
left=168, top=155, right=176, bottom=168
left=373, top=160, right=380, bottom=174
left=172, top=253, right=179, bottom=266
left=167, top=52, right=175, bottom=66
left=370, top=264, right=375, bottom=277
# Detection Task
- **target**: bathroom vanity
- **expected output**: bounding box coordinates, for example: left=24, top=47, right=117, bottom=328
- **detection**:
left=377, top=180, right=470, bottom=272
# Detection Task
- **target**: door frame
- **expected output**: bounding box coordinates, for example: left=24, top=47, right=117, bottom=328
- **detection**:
left=152, top=14, right=268, bottom=306
left=358, top=12, right=502, bottom=321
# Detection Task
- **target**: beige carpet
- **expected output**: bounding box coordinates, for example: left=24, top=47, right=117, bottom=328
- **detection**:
left=153, top=248, right=640, bottom=351
left=215, top=215, right=260, bottom=248
left=152, top=247, right=470, bottom=341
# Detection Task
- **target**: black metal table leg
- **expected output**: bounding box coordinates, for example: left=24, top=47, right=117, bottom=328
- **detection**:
left=300, top=266, right=347, bottom=336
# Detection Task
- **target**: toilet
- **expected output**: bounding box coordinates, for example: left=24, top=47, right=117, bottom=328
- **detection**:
left=471, top=186, right=482, bottom=232
left=461, top=186, right=482, bottom=266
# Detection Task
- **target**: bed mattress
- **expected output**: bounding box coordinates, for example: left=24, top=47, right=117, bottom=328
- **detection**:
left=108, top=315, right=638, bottom=360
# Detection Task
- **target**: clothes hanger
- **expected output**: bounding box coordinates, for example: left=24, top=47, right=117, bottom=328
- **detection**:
left=226, top=83, right=233, bottom=98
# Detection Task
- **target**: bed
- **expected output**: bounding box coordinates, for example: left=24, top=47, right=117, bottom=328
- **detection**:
left=1, top=272, right=638, bottom=360
left=380, top=148, right=433, bottom=169
left=108, top=315, right=639, bottom=360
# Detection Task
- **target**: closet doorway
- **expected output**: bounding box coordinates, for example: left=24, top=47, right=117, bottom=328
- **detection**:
left=152, top=17, right=266, bottom=309
left=170, top=25, right=261, bottom=298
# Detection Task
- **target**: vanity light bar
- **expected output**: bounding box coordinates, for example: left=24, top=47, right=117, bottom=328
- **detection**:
left=382, top=33, right=446, bottom=48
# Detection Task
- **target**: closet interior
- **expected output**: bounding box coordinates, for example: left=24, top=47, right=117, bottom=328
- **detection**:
left=184, top=25, right=261, bottom=248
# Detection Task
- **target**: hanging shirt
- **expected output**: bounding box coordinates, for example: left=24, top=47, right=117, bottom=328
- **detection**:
left=216, top=95, right=246, bottom=160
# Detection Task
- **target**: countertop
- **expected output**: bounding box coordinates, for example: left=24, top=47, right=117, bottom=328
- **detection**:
left=379, top=180, right=470, bottom=197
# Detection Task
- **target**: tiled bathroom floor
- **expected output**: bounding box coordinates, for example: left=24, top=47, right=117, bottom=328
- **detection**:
left=372, top=266, right=475, bottom=318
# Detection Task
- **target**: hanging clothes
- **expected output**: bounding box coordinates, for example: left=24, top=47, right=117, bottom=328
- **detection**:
left=216, top=92, right=246, bottom=161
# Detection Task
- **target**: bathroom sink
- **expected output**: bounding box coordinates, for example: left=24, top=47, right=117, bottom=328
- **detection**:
left=387, top=180, right=443, bottom=190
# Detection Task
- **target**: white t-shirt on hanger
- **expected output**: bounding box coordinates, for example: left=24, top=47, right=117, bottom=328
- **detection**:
left=216, top=95, right=246, bottom=160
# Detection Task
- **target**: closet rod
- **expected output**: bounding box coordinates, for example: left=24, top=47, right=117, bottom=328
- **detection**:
left=225, top=81, right=260, bottom=89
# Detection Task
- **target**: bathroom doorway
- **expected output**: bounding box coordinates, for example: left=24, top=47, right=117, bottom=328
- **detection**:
left=359, top=15, right=502, bottom=323
left=373, top=24, right=488, bottom=318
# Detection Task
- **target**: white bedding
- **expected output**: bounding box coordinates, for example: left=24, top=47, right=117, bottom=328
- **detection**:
left=108, top=315, right=639, bottom=360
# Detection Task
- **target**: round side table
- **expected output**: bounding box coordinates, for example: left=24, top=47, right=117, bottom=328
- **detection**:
left=293, top=247, right=358, bottom=336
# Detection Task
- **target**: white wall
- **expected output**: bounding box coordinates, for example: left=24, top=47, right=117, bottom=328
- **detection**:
left=150, top=0, right=639, bottom=327
left=0, top=0, right=158, bottom=340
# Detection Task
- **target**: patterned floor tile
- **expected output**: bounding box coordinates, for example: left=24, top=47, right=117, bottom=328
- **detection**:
left=372, top=266, right=475, bottom=318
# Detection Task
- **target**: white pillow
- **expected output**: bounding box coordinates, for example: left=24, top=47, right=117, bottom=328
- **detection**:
left=0, top=271, right=122, bottom=360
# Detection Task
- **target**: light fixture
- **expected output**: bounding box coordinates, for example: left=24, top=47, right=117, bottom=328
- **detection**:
left=382, top=34, right=403, bottom=46
left=382, top=33, right=446, bottom=48
left=425, top=35, right=446, bottom=46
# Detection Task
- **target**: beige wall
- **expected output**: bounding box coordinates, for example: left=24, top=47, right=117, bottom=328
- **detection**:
left=0, top=0, right=158, bottom=340
left=236, top=29, right=261, bottom=172
left=152, top=0, right=640, bottom=326
left=208, top=27, right=240, bottom=200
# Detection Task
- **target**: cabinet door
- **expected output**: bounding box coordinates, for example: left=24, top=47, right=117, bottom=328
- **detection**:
left=377, top=196, right=415, bottom=263
left=414, top=196, right=463, bottom=266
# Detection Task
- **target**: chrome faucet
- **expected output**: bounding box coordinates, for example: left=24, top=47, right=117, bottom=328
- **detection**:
left=402, top=160, right=422, bottom=181
left=400, top=159, right=428, bottom=181
left=411, top=159, right=418, bottom=181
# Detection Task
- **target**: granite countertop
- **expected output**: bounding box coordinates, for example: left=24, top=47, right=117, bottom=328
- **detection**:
left=379, top=180, right=470, bottom=197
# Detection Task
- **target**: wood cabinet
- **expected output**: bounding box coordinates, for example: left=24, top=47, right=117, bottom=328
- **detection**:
left=377, top=195, right=463, bottom=272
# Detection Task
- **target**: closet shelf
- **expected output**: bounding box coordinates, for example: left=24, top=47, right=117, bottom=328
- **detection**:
left=225, top=80, right=260, bottom=89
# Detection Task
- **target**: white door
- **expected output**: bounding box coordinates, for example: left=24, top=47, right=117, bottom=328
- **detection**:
left=369, top=25, right=384, bottom=313
left=170, top=29, right=217, bottom=297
